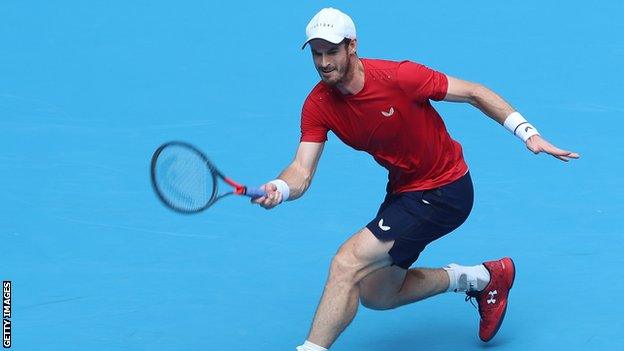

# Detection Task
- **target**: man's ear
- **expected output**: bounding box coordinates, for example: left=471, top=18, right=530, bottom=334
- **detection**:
left=349, top=38, right=358, bottom=55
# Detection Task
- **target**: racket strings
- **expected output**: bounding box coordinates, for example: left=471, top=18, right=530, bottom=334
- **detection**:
left=155, top=146, right=214, bottom=212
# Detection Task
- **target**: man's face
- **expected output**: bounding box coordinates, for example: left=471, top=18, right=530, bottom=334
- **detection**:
left=309, top=39, right=351, bottom=86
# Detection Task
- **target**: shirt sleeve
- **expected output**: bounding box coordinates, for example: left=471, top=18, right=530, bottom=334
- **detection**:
left=397, top=60, right=448, bottom=102
left=300, top=96, right=329, bottom=143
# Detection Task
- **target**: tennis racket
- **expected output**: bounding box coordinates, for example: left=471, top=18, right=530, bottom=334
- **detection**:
left=150, top=141, right=265, bottom=214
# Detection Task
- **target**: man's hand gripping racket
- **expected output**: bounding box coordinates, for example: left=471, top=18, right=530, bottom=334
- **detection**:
left=251, top=182, right=283, bottom=210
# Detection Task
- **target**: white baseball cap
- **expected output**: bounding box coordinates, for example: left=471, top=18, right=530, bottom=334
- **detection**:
left=301, top=8, right=356, bottom=49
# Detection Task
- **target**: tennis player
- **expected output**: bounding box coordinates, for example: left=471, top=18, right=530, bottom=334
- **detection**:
left=252, top=8, right=579, bottom=351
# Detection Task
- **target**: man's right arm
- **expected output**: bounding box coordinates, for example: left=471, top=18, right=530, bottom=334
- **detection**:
left=253, top=141, right=325, bottom=209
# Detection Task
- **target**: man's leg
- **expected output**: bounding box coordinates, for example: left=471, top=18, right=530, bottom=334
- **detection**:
left=357, top=258, right=514, bottom=344
left=297, top=173, right=482, bottom=349
left=302, top=227, right=394, bottom=349
left=358, top=265, right=450, bottom=310
left=301, top=236, right=489, bottom=350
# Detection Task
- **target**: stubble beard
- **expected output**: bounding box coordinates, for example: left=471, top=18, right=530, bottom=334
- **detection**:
left=320, top=55, right=352, bottom=87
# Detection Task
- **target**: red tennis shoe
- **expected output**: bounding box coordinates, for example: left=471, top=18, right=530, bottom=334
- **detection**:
left=466, top=257, right=516, bottom=342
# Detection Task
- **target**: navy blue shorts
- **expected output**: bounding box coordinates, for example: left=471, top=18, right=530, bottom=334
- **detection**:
left=366, top=172, right=474, bottom=269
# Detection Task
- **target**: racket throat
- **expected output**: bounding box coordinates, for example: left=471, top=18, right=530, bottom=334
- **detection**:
left=224, top=177, right=247, bottom=195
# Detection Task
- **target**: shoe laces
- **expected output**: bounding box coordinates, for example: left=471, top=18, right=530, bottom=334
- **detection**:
left=465, top=290, right=479, bottom=311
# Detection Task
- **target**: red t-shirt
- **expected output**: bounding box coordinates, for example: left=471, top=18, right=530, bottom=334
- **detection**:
left=300, top=58, right=468, bottom=193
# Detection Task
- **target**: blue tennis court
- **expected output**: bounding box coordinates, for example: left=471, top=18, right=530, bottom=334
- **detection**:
left=1, top=1, right=622, bottom=350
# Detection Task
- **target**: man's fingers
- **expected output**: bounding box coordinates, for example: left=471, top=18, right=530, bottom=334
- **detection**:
left=539, top=142, right=574, bottom=156
left=567, top=152, right=580, bottom=159
left=540, top=143, right=562, bottom=154
left=550, top=150, right=582, bottom=162
left=545, top=145, right=580, bottom=161
left=263, top=195, right=274, bottom=206
left=252, top=190, right=283, bottom=209
left=551, top=147, right=572, bottom=156
left=250, top=182, right=284, bottom=209
left=553, top=154, right=570, bottom=162
left=528, top=137, right=580, bottom=161
left=251, top=196, right=266, bottom=204
left=555, top=151, right=580, bottom=159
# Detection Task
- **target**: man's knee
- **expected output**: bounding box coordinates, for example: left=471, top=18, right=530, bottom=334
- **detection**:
left=328, top=249, right=361, bottom=284
left=328, top=228, right=393, bottom=285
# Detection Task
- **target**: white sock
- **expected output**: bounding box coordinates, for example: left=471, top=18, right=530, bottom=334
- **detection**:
left=443, top=263, right=490, bottom=293
left=296, top=340, right=328, bottom=351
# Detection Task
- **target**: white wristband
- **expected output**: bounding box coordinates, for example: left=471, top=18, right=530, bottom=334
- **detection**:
left=268, top=179, right=290, bottom=202
left=503, top=111, right=540, bottom=142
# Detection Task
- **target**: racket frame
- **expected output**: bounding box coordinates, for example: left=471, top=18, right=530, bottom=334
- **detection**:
left=150, top=141, right=257, bottom=214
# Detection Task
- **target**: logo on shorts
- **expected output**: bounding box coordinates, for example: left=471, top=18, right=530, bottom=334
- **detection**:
left=381, top=107, right=395, bottom=117
left=378, top=219, right=391, bottom=231
left=487, top=290, right=498, bottom=304
left=525, top=126, right=533, bottom=132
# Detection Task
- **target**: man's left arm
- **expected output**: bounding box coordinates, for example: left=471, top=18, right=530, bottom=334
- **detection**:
left=444, top=75, right=580, bottom=162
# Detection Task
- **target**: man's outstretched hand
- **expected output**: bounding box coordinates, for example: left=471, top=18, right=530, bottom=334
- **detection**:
left=526, top=135, right=580, bottom=162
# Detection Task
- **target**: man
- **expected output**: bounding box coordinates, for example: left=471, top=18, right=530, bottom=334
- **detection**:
left=252, top=8, right=579, bottom=351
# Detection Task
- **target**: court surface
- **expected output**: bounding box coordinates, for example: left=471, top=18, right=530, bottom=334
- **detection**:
left=1, top=1, right=623, bottom=350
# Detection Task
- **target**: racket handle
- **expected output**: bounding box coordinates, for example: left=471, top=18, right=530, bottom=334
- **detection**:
left=245, top=187, right=266, bottom=198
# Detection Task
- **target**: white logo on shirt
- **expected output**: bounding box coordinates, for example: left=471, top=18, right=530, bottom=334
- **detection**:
left=378, top=219, right=391, bottom=231
left=381, top=107, right=395, bottom=117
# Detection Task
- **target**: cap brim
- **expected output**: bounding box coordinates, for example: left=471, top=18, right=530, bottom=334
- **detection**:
left=301, top=33, right=345, bottom=50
